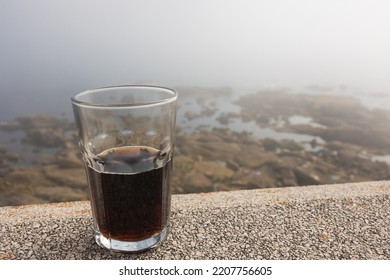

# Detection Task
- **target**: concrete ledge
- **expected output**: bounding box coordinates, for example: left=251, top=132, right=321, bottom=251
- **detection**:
left=1, top=181, right=389, bottom=259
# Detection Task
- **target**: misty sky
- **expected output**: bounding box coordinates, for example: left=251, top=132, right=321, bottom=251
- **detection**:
left=1, top=0, right=390, bottom=118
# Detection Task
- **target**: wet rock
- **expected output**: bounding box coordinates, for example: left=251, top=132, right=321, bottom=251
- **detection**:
left=172, top=155, right=204, bottom=194
left=183, top=173, right=213, bottom=193
left=201, top=106, right=216, bottom=117
left=256, top=115, right=270, bottom=126
left=176, top=86, right=234, bottom=98
left=5, top=153, right=23, bottom=163
left=0, top=121, right=21, bottom=131
left=55, top=150, right=83, bottom=169
left=185, top=111, right=201, bottom=121
left=0, top=166, right=88, bottom=206
left=0, top=193, right=46, bottom=207
left=34, top=185, right=88, bottom=202
left=216, top=114, right=230, bottom=125
left=177, top=132, right=241, bottom=162
left=279, top=139, right=303, bottom=152
left=260, top=161, right=298, bottom=187
left=262, top=138, right=280, bottom=151
left=319, top=127, right=390, bottom=149
left=6, top=167, right=45, bottom=186
left=194, top=161, right=234, bottom=181
left=231, top=169, right=274, bottom=189
left=293, top=168, right=320, bottom=186
left=173, top=155, right=234, bottom=193
left=235, top=143, right=276, bottom=168
left=17, top=115, right=70, bottom=129
left=22, top=128, right=64, bottom=147
left=215, top=112, right=241, bottom=126
left=226, top=160, right=240, bottom=171
left=42, top=166, right=86, bottom=189
left=236, top=92, right=390, bottom=150
left=38, top=155, right=57, bottom=166
left=0, top=146, right=19, bottom=169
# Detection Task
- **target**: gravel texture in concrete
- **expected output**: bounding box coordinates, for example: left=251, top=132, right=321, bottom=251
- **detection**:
left=0, top=181, right=389, bottom=259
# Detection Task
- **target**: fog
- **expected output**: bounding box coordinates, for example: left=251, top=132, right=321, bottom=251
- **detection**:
left=1, top=0, right=390, bottom=118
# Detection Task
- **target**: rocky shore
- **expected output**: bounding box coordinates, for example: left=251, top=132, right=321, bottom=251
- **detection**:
left=1, top=87, right=390, bottom=206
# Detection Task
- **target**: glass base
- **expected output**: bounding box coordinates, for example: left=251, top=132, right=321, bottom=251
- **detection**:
left=94, top=226, right=169, bottom=253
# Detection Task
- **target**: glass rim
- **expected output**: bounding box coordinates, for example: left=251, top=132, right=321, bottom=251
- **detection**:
left=71, top=84, right=178, bottom=108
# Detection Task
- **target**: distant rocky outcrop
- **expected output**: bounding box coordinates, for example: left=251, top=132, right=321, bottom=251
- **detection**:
left=236, top=91, right=390, bottom=150
left=2, top=89, right=390, bottom=206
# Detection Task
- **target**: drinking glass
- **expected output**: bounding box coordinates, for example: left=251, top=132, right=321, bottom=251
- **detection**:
left=71, top=85, right=177, bottom=253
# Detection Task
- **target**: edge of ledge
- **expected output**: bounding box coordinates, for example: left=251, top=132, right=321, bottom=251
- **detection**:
left=172, top=180, right=390, bottom=209
left=1, top=180, right=389, bottom=223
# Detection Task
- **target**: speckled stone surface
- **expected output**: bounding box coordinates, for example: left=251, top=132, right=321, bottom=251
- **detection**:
left=1, top=181, right=389, bottom=259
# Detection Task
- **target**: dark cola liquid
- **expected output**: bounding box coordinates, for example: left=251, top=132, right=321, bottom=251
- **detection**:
left=86, top=146, right=172, bottom=241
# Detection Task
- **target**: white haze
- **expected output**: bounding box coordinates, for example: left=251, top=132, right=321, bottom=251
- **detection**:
left=1, top=0, right=390, bottom=118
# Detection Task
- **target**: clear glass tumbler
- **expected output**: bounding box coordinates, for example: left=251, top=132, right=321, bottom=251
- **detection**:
left=71, top=85, right=177, bottom=253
